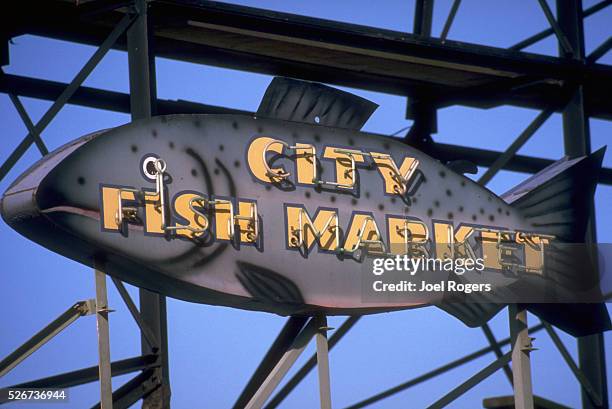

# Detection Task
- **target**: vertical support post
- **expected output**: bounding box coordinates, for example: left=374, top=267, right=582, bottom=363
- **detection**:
left=405, top=0, right=438, bottom=152
left=556, top=1, right=608, bottom=408
left=95, top=268, right=113, bottom=409
left=509, top=305, right=534, bottom=409
left=315, top=315, right=332, bottom=409
left=127, top=1, right=169, bottom=408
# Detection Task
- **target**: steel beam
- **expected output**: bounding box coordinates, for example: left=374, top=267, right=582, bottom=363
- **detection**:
left=509, top=305, right=534, bottom=409
left=233, top=316, right=308, bottom=409
left=1, top=355, right=158, bottom=392
left=413, top=0, right=434, bottom=37
left=344, top=324, right=545, bottom=409
left=556, top=1, right=609, bottom=408
left=0, top=13, right=134, bottom=183
left=11, top=0, right=612, bottom=119
left=315, top=315, right=332, bottom=409
left=245, top=318, right=319, bottom=409
left=0, top=300, right=95, bottom=378
left=0, top=73, right=250, bottom=116
left=1, top=74, right=612, bottom=185
left=265, top=316, right=361, bottom=409
left=94, top=269, right=113, bottom=409
left=405, top=0, right=437, bottom=152
left=426, top=351, right=512, bottom=409
left=126, top=1, right=171, bottom=407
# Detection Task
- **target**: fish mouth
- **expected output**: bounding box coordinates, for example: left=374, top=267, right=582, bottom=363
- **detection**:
left=1, top=134, right=95, bottom=227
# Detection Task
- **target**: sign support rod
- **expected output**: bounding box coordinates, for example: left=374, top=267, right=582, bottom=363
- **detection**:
left=315, top=314, right=332, bottom=409
left=508, top=305, right=534, bottom=409
left=94, top=268, right=113, bottom=409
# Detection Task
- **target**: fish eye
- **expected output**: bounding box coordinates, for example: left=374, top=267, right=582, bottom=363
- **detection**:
left=141, top=155, right=160, bottom=180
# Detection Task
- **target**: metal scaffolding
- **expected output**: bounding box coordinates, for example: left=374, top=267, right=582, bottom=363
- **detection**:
left=0, top=0, right=610, bottom=408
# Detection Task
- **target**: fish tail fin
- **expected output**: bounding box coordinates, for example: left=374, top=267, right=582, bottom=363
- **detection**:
left=505, top=147, right=610, bottom=336
left=502, top=147, right=605, bottom=242
left=437, top=148, right=610, bottom=335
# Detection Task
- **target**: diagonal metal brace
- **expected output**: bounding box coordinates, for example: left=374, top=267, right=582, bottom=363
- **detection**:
left=481, top=323, right=513, bottom=385
left=343, top=323, right=545, bottom=409
left=440, top=0, right=462, bottom=42
left=111, top=277, right=159, bottom=351
left=265, top=316, right=360, bottom=409
left=510, top=0, right=611, bottom=51
left=5, top=90, right=48, bottom=155
left=245, top=318, right=319, bottom=409
left=542, top=321, right=603, bottom=406
left=536, top=0, right=575, bottom=56
left=426, top=351, right=513, bottom=409
left=233, top=316, right=308, bottom=409
left=0, top=12, right=135, bottom=183
left=586, top=36, right=612, bottom=64
left=478, top=108, right=554, bottom=186
left=0, top=300, right=95, bottom=378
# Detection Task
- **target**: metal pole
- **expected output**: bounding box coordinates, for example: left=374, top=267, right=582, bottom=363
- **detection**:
left=127, top=1, right=169, bottom=408
left=556, top=1, right=609, bottom=408
left=405, top=0, right=437, bottom=151
left=127, top=0, right=170, bottom=404
left=95, top=268, right=113, bottom=409
left=508, top=305, right=534, bottom=409
left=315, top=315, right=332, bottom=409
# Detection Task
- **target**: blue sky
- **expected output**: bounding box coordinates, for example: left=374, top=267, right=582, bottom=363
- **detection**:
left=0, top=0, right=611, bottom=408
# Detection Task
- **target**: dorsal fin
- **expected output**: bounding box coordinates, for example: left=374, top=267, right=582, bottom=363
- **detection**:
left=256, top=77, right=377, bottom=130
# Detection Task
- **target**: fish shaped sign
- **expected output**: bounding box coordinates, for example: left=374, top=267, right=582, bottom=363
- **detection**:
left=2, top=78, right=609, bottom=336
